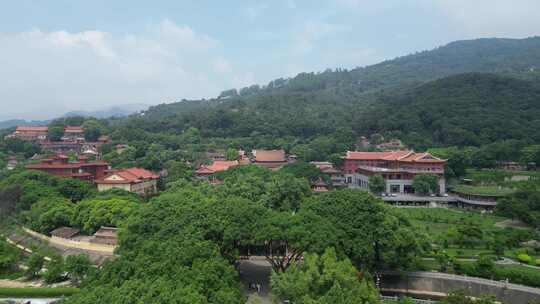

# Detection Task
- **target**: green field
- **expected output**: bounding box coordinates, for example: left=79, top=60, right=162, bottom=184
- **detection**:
left=395, top=207, right=505, bottom=240
left=452, top=184, right=515, bottom=196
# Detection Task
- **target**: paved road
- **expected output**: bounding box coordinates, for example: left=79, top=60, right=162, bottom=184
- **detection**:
left=238, top=259, right=272, bottom=303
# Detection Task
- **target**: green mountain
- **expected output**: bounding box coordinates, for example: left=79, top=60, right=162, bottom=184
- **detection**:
left=217, top=37, right=540, bottom=99
left=141, top=37, right=540, bottom=125
left=360, top=73, right=540, bottom=147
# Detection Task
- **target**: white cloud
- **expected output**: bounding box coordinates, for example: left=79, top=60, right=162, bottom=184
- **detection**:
left=0, top=20, right=239, bottom=119
left=293, top=20, right=349, bottom=54
left=213, top=57, right=232, bottom=74
left=435, top=0, right=540, bottom=38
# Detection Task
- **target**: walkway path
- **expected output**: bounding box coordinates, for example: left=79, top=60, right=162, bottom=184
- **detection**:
left=238, top=259, right=272, bottom=304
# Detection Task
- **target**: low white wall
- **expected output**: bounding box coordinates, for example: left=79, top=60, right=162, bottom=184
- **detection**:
left=23, top=227, right=116, bottom=254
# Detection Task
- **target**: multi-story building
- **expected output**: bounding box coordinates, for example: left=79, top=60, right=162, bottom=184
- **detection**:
left=7, top=126, right=48, bottom=141
left=61, top=125, right=85, bottom=141
left=251, top=149, right=288, bottom=170
left=343, top=150, right=447, bottom=194
left=95, top=167, right=159, bottom=194
left=26, top=154, right=109, bottom=182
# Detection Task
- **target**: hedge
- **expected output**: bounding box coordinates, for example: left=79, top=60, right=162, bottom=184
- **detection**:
left=0, top=287, right=79, bottom=298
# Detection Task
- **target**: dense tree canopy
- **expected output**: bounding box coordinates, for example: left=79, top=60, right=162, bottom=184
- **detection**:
left=271, top=248, right=380, bottom=304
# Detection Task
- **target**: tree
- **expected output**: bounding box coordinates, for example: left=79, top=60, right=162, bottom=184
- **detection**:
left=435, top=249, right=451, bottom=272
left=281, top=161, right=327, bottom=183
left=25, top=252, right=45, bottom=278
left=497, top=183, right=540, bottom=228
left=65, top=254, right=91, bottom=285
left=271, top=248, right=380, bottom=304
left=0, top=239, right=19, bottom=273
left=412, top=174, right=439, bottom=195
left=262, top=173, right=311, bottom=211
left=474, top=256, right=495, bottom=278
left=71, top=198, right=138, bottom=234
left=301, top=189, right=425, bottom=270
left=25, top=198, right=75, bottom=233
left=82, top=120, right=104, bottom=142
left=44, top=255, right=66, bottom=284
left=48, top=125, right=65, bottom=142
left=368, top=175, right=386, bottom=194
left=456, top=224, right=483, bottom=248
left=225, top=148, right=238, bottom=161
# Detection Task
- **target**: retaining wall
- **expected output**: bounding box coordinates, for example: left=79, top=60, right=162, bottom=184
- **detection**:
left=380, top=271, right=540, bottom=304
left=23, top=227, right=116, bottom=254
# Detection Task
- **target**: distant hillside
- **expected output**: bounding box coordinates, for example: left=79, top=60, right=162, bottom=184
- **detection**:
left=218, top=37, right=540, bottom=98
left=115, top=73, right=540, bottom=153
left=359, top=73, right=540, bottom=147
left=64, top=104, right=150, bottom=119
left=0, top=119, right=49, bottom=130
left=142, top=37, right=540, bottom=125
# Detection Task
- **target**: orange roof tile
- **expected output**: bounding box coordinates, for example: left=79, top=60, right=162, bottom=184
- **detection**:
left=345, top=150, right=446, bottom=163
left=96, top=167, right=158, bottom=184
left=254, top=150, right=286, bottom=162
left=16, top=126, right=48, bottom=132
left=345, top=151, right=412, bottom=161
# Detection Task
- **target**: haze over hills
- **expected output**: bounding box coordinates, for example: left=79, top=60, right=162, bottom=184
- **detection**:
left=0, top=104, right=150, bottom=129
left=62, top=104, right=150, bottom=119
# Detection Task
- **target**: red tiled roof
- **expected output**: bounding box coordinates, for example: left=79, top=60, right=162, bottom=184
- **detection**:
left=207, top=160, right=238, bottom=172
left=27, top=161, right=108, bottom=170
left=345, top=151, right=412, bottom=161
left=64, top=125, right=84, bottom=133
left=16, top=126, right=48, bottom=132
left=96, top=167, right=158, bottom=184
left=195, top=166, right=215, bottom=174
left=196, top=161, right=239, bottom=175
left=254, top=150, right=286, bottom=162
left=345, top=151, right=446, bottom=163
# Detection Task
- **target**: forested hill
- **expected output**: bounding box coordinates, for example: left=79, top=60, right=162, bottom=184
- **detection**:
left=112, top=73, right=540, bottom=153
left=142, top=37, right=540, bottom=121
left=359, top=73, right=540, bottom=148
left=216, top=37, right=540, bottom=99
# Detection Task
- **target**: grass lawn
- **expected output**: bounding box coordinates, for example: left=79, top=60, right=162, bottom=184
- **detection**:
left=452, top=184, right=515, bottom=196
left=395, top=208, right=504, bottom=233
left=0, top=287, right=79, bottom=298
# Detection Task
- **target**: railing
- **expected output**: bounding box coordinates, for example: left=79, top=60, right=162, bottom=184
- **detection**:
left=379, top=271, right=540, bottom=295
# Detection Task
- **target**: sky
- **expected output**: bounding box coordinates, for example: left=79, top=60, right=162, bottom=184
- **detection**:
left=0, top=0, right=539, bottom=120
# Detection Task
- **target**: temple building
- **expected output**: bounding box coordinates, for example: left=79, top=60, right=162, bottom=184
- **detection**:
left=251, top=149, right=288, bottom=170
left=7, top=126, right=48, bottom=141
left=61, top=125, right=85, bottom=141
left=96, top=167, right=159, bottom=194
left=195, top=160, right=239, bottom=177
left=310, top=161, right=347, bottom=188
left=343, top=150, right=447, bottom=194
left=26, top=154, right=109, bottom=182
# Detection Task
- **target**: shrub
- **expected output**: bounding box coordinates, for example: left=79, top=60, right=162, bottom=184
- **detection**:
left=517, top=254, right=532, bottom=264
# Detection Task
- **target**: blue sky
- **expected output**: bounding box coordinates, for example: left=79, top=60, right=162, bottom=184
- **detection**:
left=1, top=0, right=539, bottom=119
